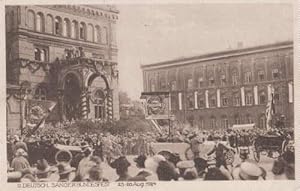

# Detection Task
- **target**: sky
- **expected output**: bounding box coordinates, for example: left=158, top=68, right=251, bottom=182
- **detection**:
left=116, top=3, right=293, bottom=100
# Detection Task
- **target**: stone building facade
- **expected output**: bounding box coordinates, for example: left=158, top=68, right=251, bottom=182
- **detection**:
left=6, top=5, right=120, bottom=134
left=141, top=42, right=293, bottom=130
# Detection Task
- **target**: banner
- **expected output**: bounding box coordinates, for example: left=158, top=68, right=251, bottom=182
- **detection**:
left=141, top=92, right=171, bottom=120
left=25, top=99, right=56, bottom=135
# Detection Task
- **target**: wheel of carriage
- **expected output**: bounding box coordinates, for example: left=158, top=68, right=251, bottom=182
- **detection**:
left=225, top=150, right=235, bottom=166
left=184, top=147, right=194, bottom=160
left=157, top=150, right=173, bottom=160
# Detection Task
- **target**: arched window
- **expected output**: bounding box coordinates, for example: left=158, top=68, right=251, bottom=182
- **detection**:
left=210, top=116, right=216, bottom=129
left=187, top=78, right=193, bottom=89
left=36, top=13, right=44, bottom=32
left=34, top=48, right=41, bottom=61
left=258, top=70, right=265, bottom=81
left=245, top=92, right=253, bottom=105
left=246, top=114, right=253, bottom=123
left=221, top=115, right=229, bottom=128
left=34, top=86, right=47, bottom=100
left=259, top=92, right=266, bottom=105
left=46, top=14, right=53, bottom=34
left=40, top=49, right=47, bottom=61
left=198, top=117, right=204, bottom=129
left=94, top=89, right=105, bottom=119
left=54, top=17, right=62, bottom=35
left=259, top=115, right=266, bottom=129
left=87, top=24, right=94, bottom=41
left=220, top=74, right=226, bottom=86
left=63, top=18, right=71, bottom=37
left=94, top=26, right=101, bottom=43
left=234, top=114, right=240, bottom=124
left=27, top=10, right=35, bottom=30
left=71, top=21, right=77, bottom=38
left=198, top=77, right=204, bottom=88
left=170, top=81, right=176, bottom=91
left=79, top=22, right=86, bottom=40
left=244, top=71, right=252, bottom=83
left=232, top=71, right=238, bottom=85
left=102, top=26, right=108, bottom=44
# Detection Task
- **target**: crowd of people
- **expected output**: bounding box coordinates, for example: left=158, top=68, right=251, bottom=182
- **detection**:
left=6, top=122, right=295, bottom=182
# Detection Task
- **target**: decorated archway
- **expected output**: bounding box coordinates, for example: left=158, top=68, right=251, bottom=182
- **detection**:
left=63, top=73, right=81, bottom=121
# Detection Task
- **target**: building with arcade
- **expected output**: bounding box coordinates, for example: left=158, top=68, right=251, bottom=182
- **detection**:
left=141, top=41, right=293, bottom=130
left=6, top=5, right=120, bottom=134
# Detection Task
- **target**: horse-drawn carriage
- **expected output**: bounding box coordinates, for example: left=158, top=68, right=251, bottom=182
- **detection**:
left=252, top=132, right=292, bottom=162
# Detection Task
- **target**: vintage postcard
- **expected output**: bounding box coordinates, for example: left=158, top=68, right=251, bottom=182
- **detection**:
left=1, top=0, right=299, bottom=191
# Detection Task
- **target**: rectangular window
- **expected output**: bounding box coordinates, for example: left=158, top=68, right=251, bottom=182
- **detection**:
left=210, top=98, right=216, bottom=107
left=187, top=79, right=193, bottom=89
left=233, top=96, right=240, bottom=106
left=258, top=71, right=265, bottom=81
left=198, top=78, right=204, bottom=88
left=232, top=74, right=238, bottom=85
left=221, top=75, right=226, bottom=86
left=209, top=78, right=215, bottom=86
left=245, top=94, right=253, bottom=105
left=222, top=98, right=229, bottom=106
left=187, top=93, right=194, bottom=109
left=198, top=99, right=205, bottom=108
left=245, top=72, right=252, bottom=83
left=95, top=105, right=105, bottom=119
left=272, top=69, right=279, bottom=79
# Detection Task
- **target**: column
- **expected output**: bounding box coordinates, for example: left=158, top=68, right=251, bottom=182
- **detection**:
left=253, top=86, right=258, bottom=105
left=178, top=92, right=182, bottom=110
left=241, top=87, right=245, bottom=106
left=168, top=93, right=172, bottom=111
left=217, top=89, right=221, bottom=107
left=80, top=89, right=88, bottom=119
left=106, top=90, right=113, bottom=122
left=205, top=90, right=209, bottom=108
left=288, top=81, right=293, bottom=103
left=194, top=91, right=198, bottom=109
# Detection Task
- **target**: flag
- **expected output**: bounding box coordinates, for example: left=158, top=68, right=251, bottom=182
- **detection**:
left=25, top=99, right=56, bottom=136
left=265, top=85, right=275, bottom=130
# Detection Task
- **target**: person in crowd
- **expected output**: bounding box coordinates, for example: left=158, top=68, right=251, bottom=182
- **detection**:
left=189, top=133, right=202, bottom=159
left=129, top=155, right=155, bottom=181
left=232, top=160, right=266, bottom=180
left=57, top=162, right=76, bottom=182
left=77, top=146, right=94, bottom=180
left=206, top=136, right=230, bottom=170
left=156, top=160, right=179, bottom=181
left=34, top=159, right=58, bottom=182
left=110, top=156, right=132, bottom=181
left=11, top=148, right=30, bottom=172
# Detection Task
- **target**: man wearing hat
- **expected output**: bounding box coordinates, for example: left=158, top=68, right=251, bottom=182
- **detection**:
left=34, top=159, right=58, bottom=182
left=129, top=155, right=156, bottom=181
left=57, top=162, right=76, bottom=182
left=110, top=156, right=132, bottom=181
left=232, top=160, right=266, bottom=180
left=206, top=136, right=230, bottom=170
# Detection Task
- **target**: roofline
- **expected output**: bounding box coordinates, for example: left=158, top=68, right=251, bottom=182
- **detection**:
left=141, top=41, right=293, bottom=70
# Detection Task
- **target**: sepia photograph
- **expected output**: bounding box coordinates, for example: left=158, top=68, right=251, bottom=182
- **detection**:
left=5, top=2, right=295, bottom=185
